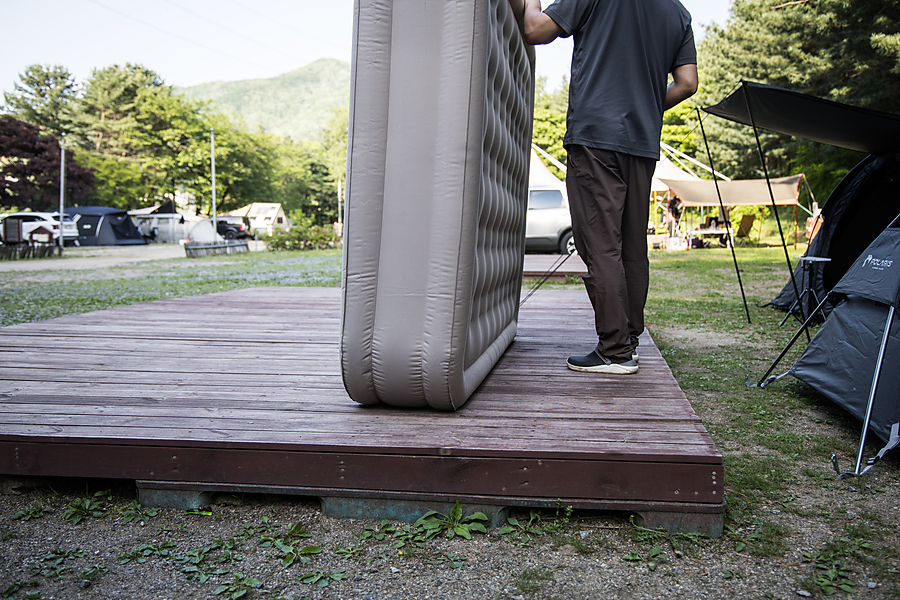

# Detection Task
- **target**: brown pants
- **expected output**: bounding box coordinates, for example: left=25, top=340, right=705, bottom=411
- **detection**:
left=565, top=145, right=655, bottom=360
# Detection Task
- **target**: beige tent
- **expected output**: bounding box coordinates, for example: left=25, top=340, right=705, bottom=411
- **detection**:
left=661, top=174, right=804, bottom=207
left=652, top=155, right=700, bottom=192
left=529, top=149, right=565, bottom=188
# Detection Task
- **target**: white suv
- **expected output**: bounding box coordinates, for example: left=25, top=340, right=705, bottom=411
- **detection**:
left=0, top=212, right=79, bottom=245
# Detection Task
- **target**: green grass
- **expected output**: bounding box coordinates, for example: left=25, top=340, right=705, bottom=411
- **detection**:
left=0, top=249, right=342, bottom=327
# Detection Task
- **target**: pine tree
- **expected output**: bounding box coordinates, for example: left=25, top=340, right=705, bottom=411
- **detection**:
left=2, top=65, right=80, bottom=139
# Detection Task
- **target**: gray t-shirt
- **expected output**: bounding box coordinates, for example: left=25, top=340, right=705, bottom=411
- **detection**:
left=543, top=0, right=696, bottom=160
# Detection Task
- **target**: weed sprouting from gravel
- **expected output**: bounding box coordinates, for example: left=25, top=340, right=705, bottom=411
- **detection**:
left=516, top=566, right=555, bottom=594
left=63, top=497, right=105, bottom=525
left=13, top=501, right=53, bottom=522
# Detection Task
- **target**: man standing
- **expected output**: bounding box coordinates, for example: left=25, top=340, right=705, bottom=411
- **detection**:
left=522, top=0, right=698, bottom=374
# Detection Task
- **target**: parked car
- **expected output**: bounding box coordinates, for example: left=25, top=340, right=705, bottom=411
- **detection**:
left=215, top=215, right=254, bottom=240
left=0, top=211, right=79, bottom=245
left=524, top=188, right=575, bottom=254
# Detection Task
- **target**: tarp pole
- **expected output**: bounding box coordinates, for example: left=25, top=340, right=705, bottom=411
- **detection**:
left=853, top=304, right=896, bottom=475
left=740, top=82, right=807, bottom=331
left=211, top=128, right=217, bottom=239
left=755, top=292, right=832, bottom=388
left=697, top=107, right=751, bottom=324
left=58, top=134, right=65, bottom=255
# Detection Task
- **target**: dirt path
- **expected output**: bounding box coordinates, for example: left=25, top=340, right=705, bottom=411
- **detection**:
left=0, top=242, right=267, bottom=272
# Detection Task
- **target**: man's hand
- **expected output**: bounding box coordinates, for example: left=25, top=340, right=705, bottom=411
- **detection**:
left=522, top=0, right=563, bottom=45
left=665, top=64, right=699, bottom=110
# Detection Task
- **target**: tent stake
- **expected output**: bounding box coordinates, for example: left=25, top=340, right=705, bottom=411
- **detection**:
left=697, top=107, right=751, bottom=324
left=740, top=82, right=808, bottom=338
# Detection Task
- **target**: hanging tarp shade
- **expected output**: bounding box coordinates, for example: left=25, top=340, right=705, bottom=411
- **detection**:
left=661, top=174, right=803, bottom=207
left=705, top=81, right=900, bottom=155
left=652, top=155, right=699, bottom=193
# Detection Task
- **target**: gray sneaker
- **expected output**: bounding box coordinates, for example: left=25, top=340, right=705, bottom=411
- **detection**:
left=567, top=350, right=639, bottom=374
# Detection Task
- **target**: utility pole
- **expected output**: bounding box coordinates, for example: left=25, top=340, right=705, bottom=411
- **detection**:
left=211, top=128, right=217, bottom=239
left=337, top=176, right=343, bottom=229
left=58, top=134, right=66, bottom=254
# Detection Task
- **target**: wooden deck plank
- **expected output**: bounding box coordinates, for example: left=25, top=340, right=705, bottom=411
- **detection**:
left=0, top=287, right=724, bottom=522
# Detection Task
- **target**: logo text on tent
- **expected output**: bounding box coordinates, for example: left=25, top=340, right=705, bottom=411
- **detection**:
left=862, top=254, right=894, bottom=271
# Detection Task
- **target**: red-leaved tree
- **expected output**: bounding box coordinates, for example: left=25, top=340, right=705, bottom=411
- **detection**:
left=0, top=115, right=94, bottom=211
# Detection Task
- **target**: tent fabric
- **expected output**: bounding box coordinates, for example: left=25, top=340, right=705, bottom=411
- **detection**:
left=340, top=0, right=534, bottom=410
left=529, top=150, right=564, bottom=188
left=791, top=295, right=900, bottom=444
left=660, top=174, right=803, bottom=207
left=831, top=226, right=900, bottom=309
left=790, top=217, right=900, bottom=445
left=705, top=81, right=900, bottom=155
left=65, top=206, right=146, bottom=246
left=652, top=155, right=698, bottom=193
left=770, top=154, right=900, bottom=316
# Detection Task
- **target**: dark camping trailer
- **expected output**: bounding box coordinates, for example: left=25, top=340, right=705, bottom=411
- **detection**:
left=66, top=207, right=147, bottom=246
left=704, top=81, right=900, bottom=320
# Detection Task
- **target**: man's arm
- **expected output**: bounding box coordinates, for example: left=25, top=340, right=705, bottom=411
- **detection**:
left=522, top=0, right=563, bottom=45
left=665, top=63, right=699, bottom=110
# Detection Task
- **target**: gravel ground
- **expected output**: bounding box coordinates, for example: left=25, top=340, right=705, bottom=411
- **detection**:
left=0, top=245, right=187, bottom=272
left=0, top=472, right=898, bottom=600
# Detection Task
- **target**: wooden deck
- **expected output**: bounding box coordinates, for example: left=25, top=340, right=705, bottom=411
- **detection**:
left=0, top=287, right=723, bottom=535
left=521, top=253, right=587, bottom=281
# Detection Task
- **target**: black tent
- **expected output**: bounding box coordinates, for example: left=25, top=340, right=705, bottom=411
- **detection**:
left=790, top=217, right=900, bottom=474
left=65, top=206, right=147, bottom=246
left=705, top=82, right=900, bottom=319
left=771, top=154, right=900, bottom=317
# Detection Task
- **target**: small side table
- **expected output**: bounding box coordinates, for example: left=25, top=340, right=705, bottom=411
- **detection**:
left=781, top=256, right=831, bottom=326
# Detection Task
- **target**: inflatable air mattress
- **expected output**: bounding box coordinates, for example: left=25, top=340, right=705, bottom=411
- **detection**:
left=341, top=0, right=535, bottom=410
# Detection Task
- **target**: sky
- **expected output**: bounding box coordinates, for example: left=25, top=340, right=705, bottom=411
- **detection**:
left=2, top=0, right=731, bottom=97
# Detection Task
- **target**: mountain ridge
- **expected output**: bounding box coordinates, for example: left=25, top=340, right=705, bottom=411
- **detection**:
left=177, top=58, right=351, bottom=142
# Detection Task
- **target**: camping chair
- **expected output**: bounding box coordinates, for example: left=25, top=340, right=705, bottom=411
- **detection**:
left=734, top=214, right=755, bottom=246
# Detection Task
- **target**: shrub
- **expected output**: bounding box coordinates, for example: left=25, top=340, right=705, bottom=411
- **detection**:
left=265, top=218, right=341, bottom=251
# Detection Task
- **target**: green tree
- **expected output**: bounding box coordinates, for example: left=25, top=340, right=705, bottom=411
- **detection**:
left=130, top=85, right=208, bottom=206
left=696, top=0, right=899, bottom=196
left=203, top=115, right=278, bottom=213
left=534, top=75, right=568, bottom=112
left=2, top=64, right=80, bottom=139
left=78, top=64, right=162, bottom=154
left=531, top=76, right=568, bottom=178
left=661, top=102, right=699, bottom=158
left=319, top=107, right=348, bottom=224
left=273, top=140, right=334, bottom=227
left=76, top=151, right=149, bottom=209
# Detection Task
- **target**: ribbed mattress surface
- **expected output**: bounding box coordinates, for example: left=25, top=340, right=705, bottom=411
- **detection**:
left=340, top=0, right=535, bottom=410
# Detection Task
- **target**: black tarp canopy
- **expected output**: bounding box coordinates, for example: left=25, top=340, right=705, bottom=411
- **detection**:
left=705, top=81, right=900, bottom=155
left=707, top=81, right=900, bottom=319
